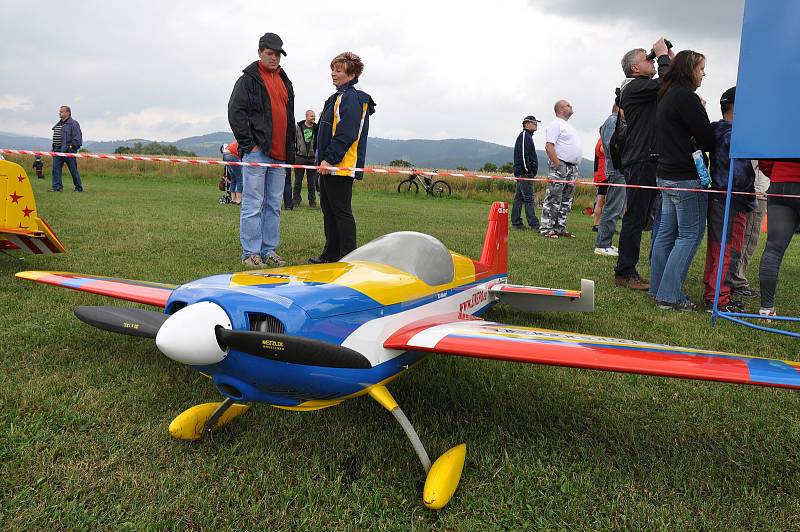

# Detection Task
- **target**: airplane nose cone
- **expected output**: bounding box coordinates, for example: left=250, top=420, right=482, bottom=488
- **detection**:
left=155, top=302, right=232, bottom=365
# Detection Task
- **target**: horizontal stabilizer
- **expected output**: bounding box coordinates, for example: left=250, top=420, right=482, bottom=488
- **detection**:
left=74, top=306, right=169, bottom=339
left=489, top=279, right=594, bottom=312
left=215, top=328, right=372, bottom=369
left=16, top=271, right=176, bottom=307
left=384, top=320, right=800, bottom=389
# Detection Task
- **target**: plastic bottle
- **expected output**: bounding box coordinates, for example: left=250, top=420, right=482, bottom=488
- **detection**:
left=692, top=150, right=711, bottom=188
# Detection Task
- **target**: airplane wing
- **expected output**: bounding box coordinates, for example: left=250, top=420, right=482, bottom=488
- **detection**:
left=15, top=271, right=177, bottom=308
left=384, top=318, right=800, bottom=389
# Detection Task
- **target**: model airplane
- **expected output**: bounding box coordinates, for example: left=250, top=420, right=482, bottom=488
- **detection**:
left=1, top=160, right=66, bottom=255
left=15, top=202, right=800, bottom=509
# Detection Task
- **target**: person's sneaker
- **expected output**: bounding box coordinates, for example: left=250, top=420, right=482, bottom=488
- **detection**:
left=47, top=188, right=62, bottom=192
left=591, top=225, right=599, bottom=232
left=309, top=203, right=319, bottom=209
left=759, top=307, right=776, bottom=322
left=242, top=255, right=262, bottom=267
left=262, top=254, right=287, bottom=267
left=594, top=246, right=619, bottom=257
left=73, top=188, right=83, bottom=192
left=732, top=286, right=759, bottom=298
left=658, top=299, right=697, bottom=311
left=293, top=201, right=301, bottom=208
left=560, top=231, right=576, bottom=238
left=614, top=274, right=649, bottom=291
left=308, top=256, right=326, bottom=264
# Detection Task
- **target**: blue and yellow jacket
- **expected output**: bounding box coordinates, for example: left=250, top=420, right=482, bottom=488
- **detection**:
left=317, top=79, right=376, bottom=179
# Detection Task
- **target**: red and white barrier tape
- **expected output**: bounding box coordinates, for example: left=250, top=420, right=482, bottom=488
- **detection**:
left=2, top=148, right=798, bottom=199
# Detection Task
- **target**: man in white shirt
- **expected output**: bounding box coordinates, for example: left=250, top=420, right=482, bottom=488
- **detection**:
left=540, top=100, right=582, bottom=237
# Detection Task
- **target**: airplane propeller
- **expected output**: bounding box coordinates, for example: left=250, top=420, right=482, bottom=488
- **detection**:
left=74, top=302, right=371, bottom=369
left=214, top=327, right=372, bottom=369
left=74, top=306, right=168, bottom=339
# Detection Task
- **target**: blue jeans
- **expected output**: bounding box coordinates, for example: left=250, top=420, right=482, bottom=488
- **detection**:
left=595, top=172, right=625, bottom=248
left=511, top=178, right=539, bottom=228
left=240, top=150, right=284, bottom=259
left=52, top=155, right=83, bottom=191
left=649, top=178, right=708, bottom=303
left=223, top=153, right=243, bottom=193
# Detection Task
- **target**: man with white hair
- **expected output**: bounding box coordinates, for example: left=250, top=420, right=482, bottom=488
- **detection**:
left=540, top=100, right=582, bottom=238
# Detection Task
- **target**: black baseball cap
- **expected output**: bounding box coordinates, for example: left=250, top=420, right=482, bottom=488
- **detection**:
left=523, top=115, right=541, bottom=124
left=258, top=32, right=287, bottom=56
left=720, top=86, right=736, bottom=106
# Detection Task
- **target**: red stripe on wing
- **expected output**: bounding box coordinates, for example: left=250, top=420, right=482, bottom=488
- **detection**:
left=430, top=335, right=753, bottom=385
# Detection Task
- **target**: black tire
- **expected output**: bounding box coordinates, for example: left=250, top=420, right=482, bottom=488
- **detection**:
left=397, top=179, right=419, bottom=194
left=430, top=180, right=451, bottom=197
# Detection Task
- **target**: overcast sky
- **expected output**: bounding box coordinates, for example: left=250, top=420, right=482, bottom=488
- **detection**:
left=1, top=0, right=745, bottom=154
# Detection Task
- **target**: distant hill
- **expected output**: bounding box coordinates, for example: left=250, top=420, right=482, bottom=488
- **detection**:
left=0, top=131, right=592, bottom=175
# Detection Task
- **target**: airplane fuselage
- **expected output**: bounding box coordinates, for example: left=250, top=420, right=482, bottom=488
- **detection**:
left=164, top=258, right=505, bottom=409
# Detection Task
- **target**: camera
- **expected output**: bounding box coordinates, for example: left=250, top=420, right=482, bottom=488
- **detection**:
left=646, top=39, right=673, bottom=61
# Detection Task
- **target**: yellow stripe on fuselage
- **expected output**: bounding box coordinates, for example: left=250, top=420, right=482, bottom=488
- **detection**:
left=271, top=356, right=427, bottom=411
left=230, top=254, right=477, bottom=306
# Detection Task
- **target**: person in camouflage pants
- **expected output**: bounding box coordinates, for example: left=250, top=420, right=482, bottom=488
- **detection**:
left=540, top=100, right=583, bottom=237
left=540, top=161, right=579, bottom=235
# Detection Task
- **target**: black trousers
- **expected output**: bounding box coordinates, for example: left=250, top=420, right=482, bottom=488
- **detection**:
left=293, top=159, right=318, bottom=206
left=614, top=159, right=658, bottom=278
left=759, top=182, right=800, bottom=309
left=319, top=174, right=356, bottom=261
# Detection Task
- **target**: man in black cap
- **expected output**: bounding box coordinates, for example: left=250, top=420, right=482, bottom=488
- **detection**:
left=228, top=32, right=295, bottom=267
left=511, top=115, right=541, bottom=230
left=702, top=86, right=756, bottom=312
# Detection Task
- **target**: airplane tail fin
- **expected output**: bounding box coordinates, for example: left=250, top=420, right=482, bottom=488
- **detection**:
left=1, top=160, right=66, bottom=254
left=477, top=202, right=508, bottom=276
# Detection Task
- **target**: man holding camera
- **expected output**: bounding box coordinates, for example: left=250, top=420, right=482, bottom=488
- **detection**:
left=613, top=38, right=673, bottom=290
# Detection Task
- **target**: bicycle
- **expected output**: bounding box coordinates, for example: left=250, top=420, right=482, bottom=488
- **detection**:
left=397, top=168, right=451, bottom=197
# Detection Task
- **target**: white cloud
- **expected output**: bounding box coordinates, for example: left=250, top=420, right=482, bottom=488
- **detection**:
left=0, top=95, right=33, bottom=112
left=0, top=0, right=745, bottom=156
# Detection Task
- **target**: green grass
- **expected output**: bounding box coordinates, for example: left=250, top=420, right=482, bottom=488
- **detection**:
left=2, top=160, right=800, bottom=530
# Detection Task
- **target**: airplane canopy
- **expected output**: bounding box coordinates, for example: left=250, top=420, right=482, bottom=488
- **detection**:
left=342, top=231, right=455, bottom=286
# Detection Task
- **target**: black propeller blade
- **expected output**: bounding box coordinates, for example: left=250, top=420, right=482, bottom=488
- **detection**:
left=215, top=327, right=372, bottom=369
left=74, top=306, right=169, bottom=339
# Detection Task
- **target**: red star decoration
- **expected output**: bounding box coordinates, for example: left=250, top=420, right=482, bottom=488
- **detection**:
left=9, top=191, right=23, bottom=204
left=22, top=206, right=34, bottom=218
left=17, top=174, right=25, bottom=183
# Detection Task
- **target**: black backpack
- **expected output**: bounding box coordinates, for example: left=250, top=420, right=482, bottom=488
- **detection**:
left=608, top=110, right=627, bottom=171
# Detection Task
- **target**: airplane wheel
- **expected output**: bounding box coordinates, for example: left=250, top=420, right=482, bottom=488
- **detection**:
left=398, top=179, right=419, bottom=194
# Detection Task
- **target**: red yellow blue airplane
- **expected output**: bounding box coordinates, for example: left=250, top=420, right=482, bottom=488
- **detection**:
left=15, top=202, right=800, bottom=509
left=1, top=160, right=66, bottom=255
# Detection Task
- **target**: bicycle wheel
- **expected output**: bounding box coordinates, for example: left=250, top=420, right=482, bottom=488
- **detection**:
left=397, top=179, right=419, bottom=194
left=430, top=180, right=451, bottom=197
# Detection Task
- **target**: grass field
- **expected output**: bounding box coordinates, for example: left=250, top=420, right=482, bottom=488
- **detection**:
left=2, top=157, right=800, bottom=529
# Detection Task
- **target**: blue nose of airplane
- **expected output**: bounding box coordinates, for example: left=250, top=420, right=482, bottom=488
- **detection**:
left=155, top=301, right=232, bottom=365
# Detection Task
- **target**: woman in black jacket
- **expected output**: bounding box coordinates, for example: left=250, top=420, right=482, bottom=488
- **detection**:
left=310, top=52, right=376, bottom=263
left=648, top=50, right=715, bottom=311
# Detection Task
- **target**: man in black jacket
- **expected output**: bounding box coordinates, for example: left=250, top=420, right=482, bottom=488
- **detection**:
left=613, top=38, right=672, bottom=290
left=293, top=110, right=319, bottom=208
left=228, top=32, right=296, bottom=267
left=511, top=115, right=541, bottom=230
